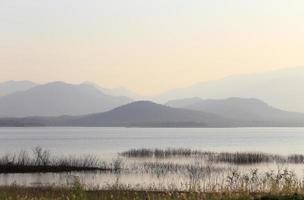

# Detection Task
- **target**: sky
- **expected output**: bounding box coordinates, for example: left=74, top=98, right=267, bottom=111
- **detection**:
left=1, top=0, right=304, bottom=95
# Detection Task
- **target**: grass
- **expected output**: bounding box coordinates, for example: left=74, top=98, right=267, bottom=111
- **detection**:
left=1, top=167, right=304, bottom=199
left=1, top=185, right=304, bottom=200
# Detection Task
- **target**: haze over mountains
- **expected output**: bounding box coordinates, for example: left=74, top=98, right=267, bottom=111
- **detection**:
left=83, top=82, right=143, bottom=100
left=155, top=67, right=304, bottom=112
left=0, top=81, right=37, bottom=96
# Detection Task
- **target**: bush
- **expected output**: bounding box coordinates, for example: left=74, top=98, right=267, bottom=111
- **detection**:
left=70, top=177, right=87, bottom=200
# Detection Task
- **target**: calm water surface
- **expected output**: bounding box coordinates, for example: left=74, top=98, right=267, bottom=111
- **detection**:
left=0, top=127, right=303, bottom=156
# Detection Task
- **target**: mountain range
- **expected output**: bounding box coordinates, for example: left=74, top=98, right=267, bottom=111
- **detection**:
left=0, top=82, right=132, bottom=117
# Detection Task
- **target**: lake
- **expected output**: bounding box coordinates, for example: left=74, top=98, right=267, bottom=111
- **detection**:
left=0, top=127, right=303, bottom=156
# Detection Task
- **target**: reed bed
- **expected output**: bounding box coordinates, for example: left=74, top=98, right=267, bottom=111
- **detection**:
left=121, top=148, right=304, bottom=164
left=121, top=148, right=206, bottom=158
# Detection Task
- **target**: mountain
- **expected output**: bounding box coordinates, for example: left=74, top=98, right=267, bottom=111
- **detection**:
left=0, top=82, right=132, bottom=117
left=166, top=97, right=304, bottom=124
left=0, top=101, right=230, bottom=127
left=0, top=80, right=37, bottom=96
left=155, top=67, right=304, bottom=112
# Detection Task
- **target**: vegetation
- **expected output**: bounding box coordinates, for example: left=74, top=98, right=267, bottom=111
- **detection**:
left=0, top=147, right=119, bottom=173
left=121, top=148, right=304, bottom=164
left=2, top=170, right=304, bottom=200
left=2, top=148, right=304, bottom=199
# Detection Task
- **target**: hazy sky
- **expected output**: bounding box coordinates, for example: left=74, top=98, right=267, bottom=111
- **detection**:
left=1, top=0, right=304, bottom=95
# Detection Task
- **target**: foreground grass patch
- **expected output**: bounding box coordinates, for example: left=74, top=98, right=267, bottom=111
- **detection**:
left=1, top=186, right=304, bottom=200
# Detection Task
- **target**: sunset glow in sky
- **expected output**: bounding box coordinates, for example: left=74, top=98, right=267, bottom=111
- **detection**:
left=1, top=0, right=304, bottom=95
